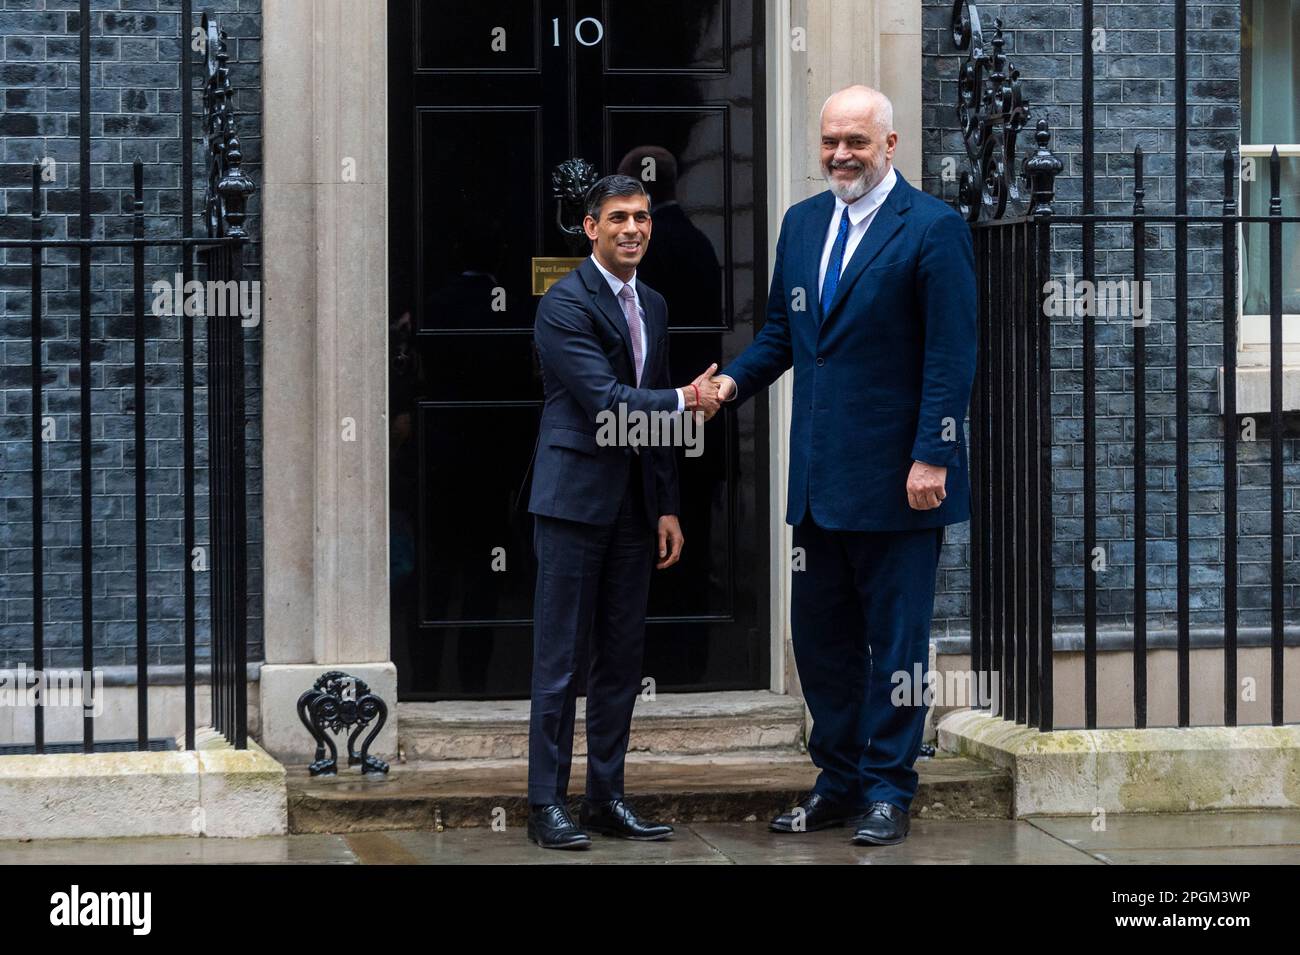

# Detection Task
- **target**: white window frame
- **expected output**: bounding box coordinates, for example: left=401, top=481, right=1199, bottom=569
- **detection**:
left=1224, top=4, right=1299, bottom=409
left=1238, top=143, right=1300, bottom=351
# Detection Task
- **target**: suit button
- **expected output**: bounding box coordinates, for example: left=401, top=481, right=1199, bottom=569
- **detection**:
left=816, top=357, right=825, bottom=367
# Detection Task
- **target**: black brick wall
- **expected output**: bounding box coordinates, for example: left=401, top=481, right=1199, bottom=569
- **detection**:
left=923, top=1, right=1298, bottom=643
left=0, top=0, right=262, bottom=670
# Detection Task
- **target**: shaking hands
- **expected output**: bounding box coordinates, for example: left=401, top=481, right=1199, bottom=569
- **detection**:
left=679, top=364, right=737, bottom=421
left=680, top=363, right=721, bottom=420
left=676, top=363, right=738, bottom=420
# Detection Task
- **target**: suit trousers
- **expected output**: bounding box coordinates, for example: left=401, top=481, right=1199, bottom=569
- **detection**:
left=527, top=464, right=656, bottom=805
left=791, top=518, right=945, bottom=812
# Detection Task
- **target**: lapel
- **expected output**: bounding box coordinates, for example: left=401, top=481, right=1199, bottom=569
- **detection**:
left=577, top=257, right=637, bottom=381
left=821, top=172, right=913, bottom=324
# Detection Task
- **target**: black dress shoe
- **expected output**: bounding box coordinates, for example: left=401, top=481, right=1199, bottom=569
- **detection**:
left=769, top=792, right=863, bottom=833
left=580, top=799, right=674, bottom=841
left=852, top=801, right=910, bottom=845
left=527, top=804, right=592, bottom=850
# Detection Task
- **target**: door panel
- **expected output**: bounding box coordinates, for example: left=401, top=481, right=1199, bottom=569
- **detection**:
left=389, top=0, right=768, bottom=700
left=601, top=0, right=728, bottom=72
left=415, top=107, right=544, bottom=334
left=416, top=1, right=541, bottom=71
left=605, top=107, right=729, bottom=327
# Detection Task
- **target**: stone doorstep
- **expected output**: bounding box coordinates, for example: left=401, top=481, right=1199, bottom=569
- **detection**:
left=397, top=690, right=807, bottom=761
left=285, top=751, right=1012, bottom=832
left=0, top=728, right=288, bottom=840
left=938, top=708, right=1300, bottom=817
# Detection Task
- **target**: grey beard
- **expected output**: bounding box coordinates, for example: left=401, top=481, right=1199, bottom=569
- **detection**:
left=824, top=165, right=868, bottom=202
left=824, top=161, right=885, bottom=202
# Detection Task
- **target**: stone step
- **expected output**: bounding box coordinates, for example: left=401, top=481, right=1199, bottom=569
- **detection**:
left=287, top=751, right=1012, bottom=832
left=397, top=690, right=807, bottom=761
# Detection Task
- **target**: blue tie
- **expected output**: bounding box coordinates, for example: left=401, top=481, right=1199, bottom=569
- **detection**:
left=820, top=207, right=851, bottom=322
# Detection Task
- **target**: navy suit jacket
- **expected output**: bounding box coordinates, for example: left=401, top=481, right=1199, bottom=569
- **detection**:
left=722, top=172, right=977, bottom=532
left=528, top=257, right=680, bottom=528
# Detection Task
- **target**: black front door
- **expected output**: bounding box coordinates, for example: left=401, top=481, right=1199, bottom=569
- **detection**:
left=388, top=0, right=769, bottom=700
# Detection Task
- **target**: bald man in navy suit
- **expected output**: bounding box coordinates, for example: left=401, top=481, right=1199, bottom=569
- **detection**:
left=715, top=85, right=977, bottom=846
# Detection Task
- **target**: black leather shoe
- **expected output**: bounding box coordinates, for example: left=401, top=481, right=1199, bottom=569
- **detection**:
left=769, top=792, right=862, bottom=833
left=527, top=804, right=592, bottom=850
left=852, top=801, right=910, bottom=845
left=580, top=798, right=673, bottom=841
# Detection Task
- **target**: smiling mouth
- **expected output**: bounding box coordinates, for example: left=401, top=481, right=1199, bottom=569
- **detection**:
left=617, top=240, right=641, bottom=252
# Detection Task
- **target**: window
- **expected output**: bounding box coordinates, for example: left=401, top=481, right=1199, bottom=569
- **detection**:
left=1239, top=0, right=1300, bottom=350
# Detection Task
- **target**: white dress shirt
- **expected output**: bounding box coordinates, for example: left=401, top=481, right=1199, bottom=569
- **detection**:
left=717, top=166, right=898, bottom=404
left=817, top=165, right=898, bottom=295
left=589, top=254, right=686, bottom=411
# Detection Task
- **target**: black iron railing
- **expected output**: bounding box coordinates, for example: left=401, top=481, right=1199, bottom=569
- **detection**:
left=955, top=0, right=1299, bottom=730
left=199, top=10, right=254, bottom=751
left=0, top=3, right=253, bottom=751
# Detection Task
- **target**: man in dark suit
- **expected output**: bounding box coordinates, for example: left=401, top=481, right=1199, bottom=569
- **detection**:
left=715, top=85, right=977, bottom=845
left=527, top=175, right=722, bottom=849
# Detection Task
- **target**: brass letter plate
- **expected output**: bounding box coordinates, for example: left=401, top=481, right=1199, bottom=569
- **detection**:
left=531, top=257, right=586, bottom=295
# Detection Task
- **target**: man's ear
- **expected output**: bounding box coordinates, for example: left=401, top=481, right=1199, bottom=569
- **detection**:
left=582, top=214, right=599, bottom=241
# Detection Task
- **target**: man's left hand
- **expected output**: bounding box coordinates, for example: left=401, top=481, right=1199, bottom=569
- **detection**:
left=907, top=461, right=947, bottom=510
left=657, top=515, right=684, bottom=569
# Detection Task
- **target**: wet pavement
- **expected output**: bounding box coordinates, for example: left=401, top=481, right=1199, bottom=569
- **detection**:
left=2, top=811, right=1298, bottom=864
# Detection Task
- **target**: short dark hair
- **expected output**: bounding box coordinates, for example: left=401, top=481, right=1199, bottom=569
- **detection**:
left=584, top=174, right=647, bottom=221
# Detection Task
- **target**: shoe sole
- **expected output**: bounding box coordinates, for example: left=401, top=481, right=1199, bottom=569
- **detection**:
left=769, top=817, right=858, bottom=833
left=583, top=825, right=673, bottom=842
left=528, top=832, right=592, bottom=850
left=851, top=832, right=908, bottom=846
left=530, top=839, right=592, bottom=850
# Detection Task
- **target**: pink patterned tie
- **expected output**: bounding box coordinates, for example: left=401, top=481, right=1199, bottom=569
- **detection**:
left=618, top=284, right=644, bottom=386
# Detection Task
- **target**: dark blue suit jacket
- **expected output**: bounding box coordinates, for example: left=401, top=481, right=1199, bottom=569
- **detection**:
left=722, top=173, right=977, bottom=531
left=528, top=257, right=680, bottom=528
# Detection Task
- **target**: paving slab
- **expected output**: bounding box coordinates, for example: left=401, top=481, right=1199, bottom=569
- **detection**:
left=1088, top=845, right=1300, bottom=864
left=0, top=833, right=356, bottom=865
left=353, top=826, right=730, bottom=864
left=688, top=820, right=1102, bottom=865
left=3, top=812, right=1300, bottom=863
left=1026, top=811, right=1300, bottom=852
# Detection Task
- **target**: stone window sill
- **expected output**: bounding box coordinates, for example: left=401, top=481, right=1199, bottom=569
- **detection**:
left=1217, top=359, right=1300, bottom=414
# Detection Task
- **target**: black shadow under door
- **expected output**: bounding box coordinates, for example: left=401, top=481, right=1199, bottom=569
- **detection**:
left=388, top=0, right=769, bottom=700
